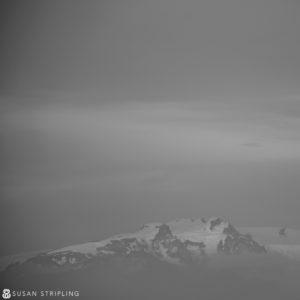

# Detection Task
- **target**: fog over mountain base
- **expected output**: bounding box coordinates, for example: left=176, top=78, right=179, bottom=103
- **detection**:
left=1, top=253, right=300, bottom=300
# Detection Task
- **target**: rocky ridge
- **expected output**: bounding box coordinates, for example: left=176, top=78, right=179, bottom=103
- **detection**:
left=2, top=217, right=267, bottom=274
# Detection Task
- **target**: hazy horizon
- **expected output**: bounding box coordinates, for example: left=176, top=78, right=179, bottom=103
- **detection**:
left=1, top=0, right=300, bottom=256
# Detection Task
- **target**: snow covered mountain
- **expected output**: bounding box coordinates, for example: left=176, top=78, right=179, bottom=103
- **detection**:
left=3, top=218, right=300, bottom=300
left=1, top=217, right=267, bottom=275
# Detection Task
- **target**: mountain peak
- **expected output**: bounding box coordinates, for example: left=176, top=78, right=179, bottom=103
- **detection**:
left=1, top=217, right=267, bottom=275
left=205, top=217, right=229, bottom=231
left=154, top=224, right=173, bottom=240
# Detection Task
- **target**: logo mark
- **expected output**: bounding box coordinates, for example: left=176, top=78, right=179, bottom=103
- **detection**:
left=2, top=289, right=11, bottom=299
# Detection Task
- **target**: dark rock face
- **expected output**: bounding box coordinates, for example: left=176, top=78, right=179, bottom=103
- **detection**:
left=152, top=224, right=206, bottom=264
left=98, top=238, right=145, bottom=256
left=279, top=227, right=287, bottom=237
left=217, top=234, right=267, bottom=255
left=209, top=218, right=224, bottom=230
left=210, top=221, right=267, bottom=255
left=154, top=224, right=173, bottom=240
left=223, top=223, right=240, bottom=238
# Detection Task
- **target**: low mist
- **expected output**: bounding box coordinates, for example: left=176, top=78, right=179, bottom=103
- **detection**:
left=2, top=253, right=300, bottom=300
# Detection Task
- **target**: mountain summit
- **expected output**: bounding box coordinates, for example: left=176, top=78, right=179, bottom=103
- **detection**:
left=2, top=217, right=267, bottom=275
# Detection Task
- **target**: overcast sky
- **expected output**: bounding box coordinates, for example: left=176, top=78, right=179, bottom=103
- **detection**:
left=1, top=0, right=300, bottom=255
